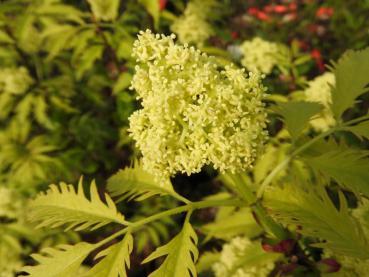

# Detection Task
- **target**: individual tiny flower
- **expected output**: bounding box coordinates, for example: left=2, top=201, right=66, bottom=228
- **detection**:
left=170, top=0, right=215, bottom=46
left=304, top=72, right=336, bottom=131
left=129, top=30, right=268, bottom=181
left=240, top=37, right=285, bottom=74
left=213, top=237, right=280, bottom=277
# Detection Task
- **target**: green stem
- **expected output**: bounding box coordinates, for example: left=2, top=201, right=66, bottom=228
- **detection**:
left=252, top=202, right=287, bottom=239
left=256, top=114, right=369, bottom=199
left=95, top=198, right=243, bottom=249
left=256, top=125, right=343, bottom=199
left=173, top=192, right=192, bottom=204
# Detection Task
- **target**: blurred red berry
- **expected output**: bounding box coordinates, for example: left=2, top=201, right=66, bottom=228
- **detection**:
left=316, top=7, right=334, bottom=19
left=159, top=0, right=167, bottom=10
left=311, top=49, right=325, bottom=72
left=296, top=40, right=309, bottom=50
left=262, top=243, right=275, bottom=252
left=274, top=5, right=288, bottom=13
left=317, top=259, right=341, bottom=273
left=280, top=263, right=299, bottom=274
left=256, top=11, right=271, bottom=21
left=262, top=239, right=295, bottom=254
left=247, top=7, right=259, bottom=16
left=231, top=31, right=239, bottom=40
left=263, top=5, right=274, bottom=13
left=307, top=23, right=319, bottom=33
left=288, top=2, right=297, bottom=11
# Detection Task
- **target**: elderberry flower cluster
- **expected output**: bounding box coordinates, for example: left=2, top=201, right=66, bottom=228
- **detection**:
left=171, top=0, right=215, bottom=46
left=305, top=72, right=336, bottom=131
left=240, top=38, right=283, bottom=74
left=129, top=30, right=268, bottom=181
left=212, top=237, right=277, bottom=277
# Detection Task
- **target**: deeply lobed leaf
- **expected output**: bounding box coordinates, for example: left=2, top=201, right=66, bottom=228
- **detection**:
left=29, top=178, right=126, bottom=231
left=83, top=233, right=133, bottom=277
left=330, top=47, right=369, bottom=118
left=304, top=149, right=369, bottom=197
left=22, top=242, right=94, bottom=277
left=264, top=184, right=369, bottom=259
left=107, top=162, right=179, bottom=202
left=142, top=222, right=199, bottom=277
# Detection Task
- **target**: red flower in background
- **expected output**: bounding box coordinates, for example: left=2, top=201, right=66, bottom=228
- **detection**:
left=159, top=0, right=167, bottom=10
left=231, top=31, right=239, bottom=40
left=311, top=48, right=325, bottom=72
left=274, top=5, right=288, bottom=13
left=288, top=2, right=297, bottom=11
left=263, top=5, right=274, bottom=13
left=256, top=11, right=271, bottom=21
left=296, top=39, right=309, bottom=51
left=247, top=7, right=259, bottom=16
left=316, top=7, right=334, bottom=19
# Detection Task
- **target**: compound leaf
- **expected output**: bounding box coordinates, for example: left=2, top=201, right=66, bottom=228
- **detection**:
left=22, top=242, right=94, bottom=277
left=330, top=47, right=369, bottom=118
left=344, top=120, right=369, bottom=140
left=264, top=184, right=369, bottom=259
left=276, top=101, right=322, bottom=139
left=83, top=233, right=133, bottom=277
left=29, top=178, right=126, bottom=231
left=304, top=149, right=369, bottom=197
left=107, top=162, right=183, bottom=202
left=142, top=222, right=199, bottom=277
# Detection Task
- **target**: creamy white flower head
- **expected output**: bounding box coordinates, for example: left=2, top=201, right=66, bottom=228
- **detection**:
left=212, top=237, right=277, bottom=277
left=0, top=67, right=33, bottom=95
left=129, top=30, right=268, bottom=181
left=240, top=38, right=283, bottom=75
left=171, top=0, right=215, bottom=46
left=305, top=72, right=336, bottom=131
